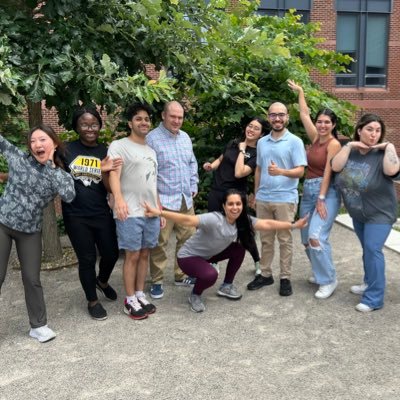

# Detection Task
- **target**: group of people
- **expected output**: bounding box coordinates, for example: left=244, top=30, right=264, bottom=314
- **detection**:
left=1, top=85, right=399, bottom=342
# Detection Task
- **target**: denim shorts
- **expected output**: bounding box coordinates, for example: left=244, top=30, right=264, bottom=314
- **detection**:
left=116, top=217, right=160, bottom=251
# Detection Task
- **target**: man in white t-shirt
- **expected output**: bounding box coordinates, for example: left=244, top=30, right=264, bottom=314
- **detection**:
left=108, top=103, right=161, bottom=320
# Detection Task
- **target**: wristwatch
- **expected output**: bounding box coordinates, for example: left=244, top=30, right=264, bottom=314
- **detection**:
left=239, top=149, right=246, bottom=154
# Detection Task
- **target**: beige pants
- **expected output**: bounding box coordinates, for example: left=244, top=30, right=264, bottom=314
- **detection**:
left=149, top=199, right=195, bottom=284
left=256, top=201, right=297, bottom=280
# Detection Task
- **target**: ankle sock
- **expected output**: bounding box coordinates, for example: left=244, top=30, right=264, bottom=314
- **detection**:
left=126, top=295, right=136, bottom=304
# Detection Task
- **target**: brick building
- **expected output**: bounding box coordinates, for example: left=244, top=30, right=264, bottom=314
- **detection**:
left=255, top=0, right=399, bottom=195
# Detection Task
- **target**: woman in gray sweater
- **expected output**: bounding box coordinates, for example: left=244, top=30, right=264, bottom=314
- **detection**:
left=0, top=125, right=75, bottom=342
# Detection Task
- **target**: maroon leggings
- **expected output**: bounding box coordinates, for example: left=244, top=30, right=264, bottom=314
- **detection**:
left=178, top=242, right=245, bottom=295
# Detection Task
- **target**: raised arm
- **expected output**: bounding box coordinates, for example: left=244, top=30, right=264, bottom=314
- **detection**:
left=330, top=141, right=371, bottom=172
left=235, top=143, right=253, bottom=178
left=381, top=143, right=400, bottom=176
left=51, top=167, right=76, bottom=203
left=144, top=202, right=200, bottom=228
left=288, top=80, right=318, bottom=143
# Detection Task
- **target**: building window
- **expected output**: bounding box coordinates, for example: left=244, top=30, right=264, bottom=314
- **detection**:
left=257, top=0, right=312, bottom=23
left=336, top=0, right=392, bottom=88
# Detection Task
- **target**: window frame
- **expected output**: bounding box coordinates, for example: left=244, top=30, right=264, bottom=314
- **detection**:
left=335, top=0, right=392, bottom=88
left=257, top=0, right=312, bottom=23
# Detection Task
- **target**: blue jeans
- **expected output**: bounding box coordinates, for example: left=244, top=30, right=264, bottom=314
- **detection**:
left=300, top=178, right=340, bottom=285
left=352, top=220, right=391, bottom=309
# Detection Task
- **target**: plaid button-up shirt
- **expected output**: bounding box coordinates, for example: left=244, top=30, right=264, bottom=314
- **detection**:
left=146, top=123, right=198, bottom=210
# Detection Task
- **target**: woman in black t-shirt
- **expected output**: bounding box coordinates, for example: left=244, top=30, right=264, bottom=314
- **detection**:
left=203, top=118, right=268, bottom=275
left=62, top=107, right=122, bottom=321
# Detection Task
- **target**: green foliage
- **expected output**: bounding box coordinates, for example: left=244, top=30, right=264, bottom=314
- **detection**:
left=59, top=127, right=126, bottom=147
left=0, top=103, right=28, bottom=194
left=0, top=0, right=357, bottom=206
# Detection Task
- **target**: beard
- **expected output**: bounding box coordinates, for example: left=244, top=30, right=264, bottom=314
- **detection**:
left=270, top=122, right=288, bottom=134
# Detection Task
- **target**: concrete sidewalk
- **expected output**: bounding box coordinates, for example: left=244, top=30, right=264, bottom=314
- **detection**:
left=1, top=222, right=400, bottom=400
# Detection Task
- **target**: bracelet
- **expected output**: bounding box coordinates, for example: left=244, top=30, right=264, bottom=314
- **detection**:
left=291, top=221, right=296, bottom=230
left=318, top=195, right=326, bottom=201
left=239, top=149, right=246, bottom=154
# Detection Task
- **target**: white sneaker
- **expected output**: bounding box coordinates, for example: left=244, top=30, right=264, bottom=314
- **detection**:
left=314, top=280, right=338, bottom=299
left=355, top=303, right=374, bottom=313
left=29, top=325, right=56, bottom=343
left=350, top=283, right=368, bottom=295
left=308, top=276, right=316, bottom=284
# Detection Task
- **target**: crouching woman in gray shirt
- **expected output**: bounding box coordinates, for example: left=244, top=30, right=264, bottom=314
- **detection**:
left=144, top=188, right=308, bottom=313
left=0, top=125, right=75, bottom=342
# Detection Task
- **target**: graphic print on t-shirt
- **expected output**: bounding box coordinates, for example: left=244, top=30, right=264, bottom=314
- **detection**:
left=339, top=159, right=371, bottom=209
left=69, top=155, right=102, bottom=186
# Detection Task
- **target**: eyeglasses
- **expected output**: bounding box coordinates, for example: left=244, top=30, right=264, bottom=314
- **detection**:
left=80, top=124, right=100, bottom=130
left=247, top=124, right=262, bottom=131
left=268, top=113, right=287, bottom=120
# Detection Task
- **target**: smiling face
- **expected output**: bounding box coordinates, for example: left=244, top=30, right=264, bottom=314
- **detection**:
left=29, top=129, right=57, bottom=165
left=76, top=113, right=101, bottom=146
left=315, top=114, right=335, bottom=138
left=128, top=110, right=151, bottom=140
left=245, top=120, right=263, bottom=142
left=162, top=102, right=184, bottom=134
left=358, top=121, right=382, bottom=146
left=267, top=103, right=289, bottom=135
left=222, top=193, right=243, bottom=223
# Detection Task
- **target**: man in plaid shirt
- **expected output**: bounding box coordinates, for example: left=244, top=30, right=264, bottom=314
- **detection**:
left=146, top=101, right=199, bottom=299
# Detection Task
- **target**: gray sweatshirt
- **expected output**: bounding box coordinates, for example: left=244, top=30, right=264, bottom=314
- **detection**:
left=0, top=135, right=75, bottom=233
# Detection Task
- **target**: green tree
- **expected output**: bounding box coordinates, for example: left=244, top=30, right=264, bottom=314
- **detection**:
left=0, top=0, right=355, bottom=260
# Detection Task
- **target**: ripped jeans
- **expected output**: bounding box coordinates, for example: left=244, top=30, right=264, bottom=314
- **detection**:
left=299, top=178, right=340, bottom=285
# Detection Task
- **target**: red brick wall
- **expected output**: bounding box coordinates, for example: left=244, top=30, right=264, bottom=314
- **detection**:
left=310, top=0, right=400, bottom=196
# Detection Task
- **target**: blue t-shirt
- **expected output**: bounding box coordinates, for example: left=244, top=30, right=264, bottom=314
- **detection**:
left=256, top=130, right=307, bottom=203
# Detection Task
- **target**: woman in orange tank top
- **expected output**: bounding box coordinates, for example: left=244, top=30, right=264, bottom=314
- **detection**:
left=288, top=80, right=342, bottom=300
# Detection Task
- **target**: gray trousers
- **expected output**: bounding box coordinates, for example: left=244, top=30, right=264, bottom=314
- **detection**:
left=0, top=223, right=47, bottom=328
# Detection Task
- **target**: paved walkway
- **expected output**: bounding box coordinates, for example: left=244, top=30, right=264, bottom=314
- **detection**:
left=1, top=222, right=400, bottom=400
left=336, top=213, right=400, bottom=253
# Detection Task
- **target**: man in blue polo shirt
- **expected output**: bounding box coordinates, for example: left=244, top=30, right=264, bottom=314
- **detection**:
left=247, top=102, right=307, bottom=296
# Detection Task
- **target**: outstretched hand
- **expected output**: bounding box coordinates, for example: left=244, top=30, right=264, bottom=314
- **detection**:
left=287, top=79, right=303, bottom=94
left=101, top=156, right=123, bottom=172
left=294, top=213, right=309, bottom=229
left=203, top=162, right=213, bottom=172
left=143, top=201, right=161, bottom=218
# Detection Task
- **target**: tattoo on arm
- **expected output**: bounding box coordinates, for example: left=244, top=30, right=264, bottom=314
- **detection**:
left=386, top=148, right=399, bottom=165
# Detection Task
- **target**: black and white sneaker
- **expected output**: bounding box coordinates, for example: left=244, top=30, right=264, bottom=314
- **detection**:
left=137, top=295, right=156, bottom=314
left=124, top=298, right=148, bottom=320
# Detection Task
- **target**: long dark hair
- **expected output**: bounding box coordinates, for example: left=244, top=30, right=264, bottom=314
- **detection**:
left=232, top=117, right=269, bottom=146
left=27, top=124, right=65, bottom=168
left=353, top=113, right=386, bottom=143
left=221, top=188, right=255, bottom=251
left=315, top=109, right=338, bottom=139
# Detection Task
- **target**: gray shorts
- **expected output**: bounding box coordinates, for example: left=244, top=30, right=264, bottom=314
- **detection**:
left=116, top=217, right=160, bottom=251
